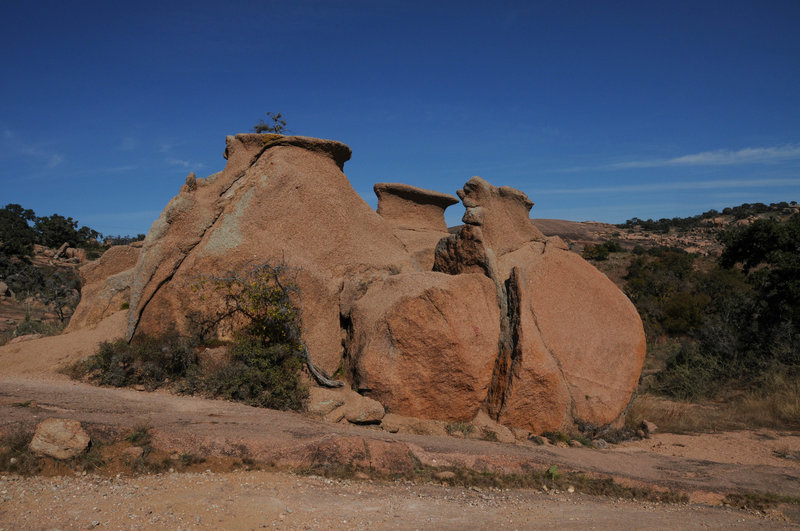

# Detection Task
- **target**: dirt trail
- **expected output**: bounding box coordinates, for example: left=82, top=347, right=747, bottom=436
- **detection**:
left=1, top=315, right=800, bottom=528
left=1, top=470, right=786, bottom=530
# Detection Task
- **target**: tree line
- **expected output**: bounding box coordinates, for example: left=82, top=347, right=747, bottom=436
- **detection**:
left=617, top=201, right=797, bottom=234
left=620, top=213, right=799, bottom=399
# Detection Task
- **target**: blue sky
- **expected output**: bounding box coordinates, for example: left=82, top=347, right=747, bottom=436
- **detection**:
left=1, top=1, right=798, bottom=235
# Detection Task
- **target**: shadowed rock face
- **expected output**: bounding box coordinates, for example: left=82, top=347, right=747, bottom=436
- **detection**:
left=119, top=134, right=645, bottom=433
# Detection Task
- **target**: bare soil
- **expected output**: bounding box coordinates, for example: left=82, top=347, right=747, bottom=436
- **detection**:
left=1, top=312, right=799, bottom=529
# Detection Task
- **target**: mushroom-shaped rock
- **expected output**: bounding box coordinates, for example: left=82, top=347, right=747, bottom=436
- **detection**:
left=348, top=271, right=500, bottom=421
left=375, top=183, right=459, bottom=270
left=374, top=183, right=458, bottom=232
left=458, top=176, right=545, bottom=256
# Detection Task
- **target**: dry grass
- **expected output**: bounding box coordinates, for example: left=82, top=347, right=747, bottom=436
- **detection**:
left=628, top=374, right=800, bottom=433
left=724, top=492, right=800, bottom=511
left=733, top=373, right=800, bottom=428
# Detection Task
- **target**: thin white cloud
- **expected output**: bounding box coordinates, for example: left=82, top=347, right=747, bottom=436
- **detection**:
left=20, top=145, right=63, bottom=168
left=612, top=145, right=800, bottom=169
left=46, top=153, right=63, bottom=168
left=555, top=144, right=800, bottom=173
left=1, top=128, right=64, bottom=169
left=166, top=158, right=203, bottom=169
left=538, top=178, right=800, bottom=195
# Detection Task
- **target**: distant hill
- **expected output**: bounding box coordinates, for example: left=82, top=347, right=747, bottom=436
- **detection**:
left=533, top=201, right=799, bottom=256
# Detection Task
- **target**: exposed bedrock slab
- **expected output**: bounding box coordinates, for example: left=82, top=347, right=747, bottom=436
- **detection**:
left=347, top=272, right=500, bottom=421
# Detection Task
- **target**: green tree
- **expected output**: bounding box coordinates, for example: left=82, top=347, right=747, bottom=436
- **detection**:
left=0, top=204, right=37, bottom=256
left=720, top=213, right=800, bottom=326
left=34, top=213, right=81, bottom=248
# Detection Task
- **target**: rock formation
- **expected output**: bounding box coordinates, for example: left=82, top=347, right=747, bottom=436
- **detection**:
left=347, top=272, right=500, bottom=421
left=126, top=134, right=415, bottom=375
left=114, top=133, right=645, bottom=434
left=374, top=183, right=458, bottom=270
left=66, top=243, right=141, bottom=332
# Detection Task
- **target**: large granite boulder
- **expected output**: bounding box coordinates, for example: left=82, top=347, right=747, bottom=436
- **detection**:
left=434, top=176, right=645, bottom=430
left=127, top=134, right=414, bottom=375
left=347, top=272, right=500, bottom=421
left=498, top=253, right=646, bottom=432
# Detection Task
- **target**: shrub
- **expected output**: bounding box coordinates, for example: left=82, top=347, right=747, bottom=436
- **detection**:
left=76, top=263, right=310, bottom=411
left=201, top=337, right=307, bottom=410
left=582, top=243, right=609, bottom=261
left=82, top=333, right=197, bottom=390
left=445, top=421, right=474, bottom=437
left=0, top=427, right=41, bottom=475
left=652, top=342, right=722, bottom=400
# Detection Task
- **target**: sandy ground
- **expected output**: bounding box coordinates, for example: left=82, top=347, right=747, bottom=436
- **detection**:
left=1, top=470, right=789, bottom=530
left=1, top=312, right=799, bottom=529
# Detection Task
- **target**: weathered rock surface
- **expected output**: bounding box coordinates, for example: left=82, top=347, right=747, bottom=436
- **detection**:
left=127, top=134, right=414, bottom=375
left=117, top=133, right=645, bottom=434
left=375, top=183, right=459, bottom=270
left=472, top=410, right=516, bottom=443
left=501, top=250, right=646, bottom=429
left=347, top=272, right=500, bottom=421
left=66, top=245, right=140, bottom=332
left=8, top=334, right=43, bottom=344
left=434, top=176, right=645, bottom=431
left=458, top=176, right=545, bottom=256
left=29, top=418, right=90, bottom=459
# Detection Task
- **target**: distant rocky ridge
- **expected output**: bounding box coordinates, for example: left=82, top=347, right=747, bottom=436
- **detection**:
left=534, top=202, right=800, bottom=257
left=70, top=133, right=646, bottom=434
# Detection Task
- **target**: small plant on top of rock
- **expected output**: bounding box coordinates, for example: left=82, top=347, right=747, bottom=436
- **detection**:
left=253, top=112, right=287, bottom=134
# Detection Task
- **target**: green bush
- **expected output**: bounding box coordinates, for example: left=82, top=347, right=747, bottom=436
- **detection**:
left=202, top=338, right=307, bottom=410
left=652, top=342, right=722, bottom=400
left=582, top=244, right=609, bottom=261
left=84, top=333, right=197, bottom=390
left=76, top=263, right=309, bottom=411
